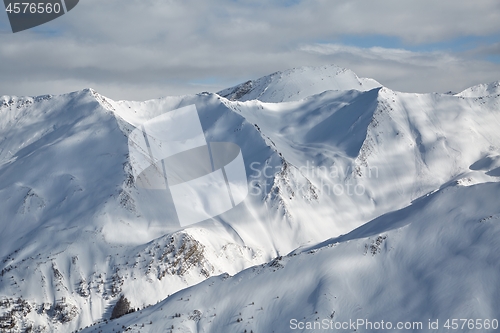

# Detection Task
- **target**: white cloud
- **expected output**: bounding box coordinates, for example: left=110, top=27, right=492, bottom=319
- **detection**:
left=0, top=0, right=499, bottom=99
left=299, top=43, right=500, bottom=94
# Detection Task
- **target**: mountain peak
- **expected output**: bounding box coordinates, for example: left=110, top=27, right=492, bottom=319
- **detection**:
left=217, top=64, right=381, bottom=103
left=456, top=80, right=500, bottom=97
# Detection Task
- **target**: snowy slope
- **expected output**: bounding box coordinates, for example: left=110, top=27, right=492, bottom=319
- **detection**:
left=0, top=88, right=338, bottom=332
left=217, top=64, right=381, bottom=103
left=80, top=182, right=500, bottom=333
left=0, top=90, right=284, bottom=332
left=457, top=81, right=500, bottom=97
left=221, top=86, right=500, bottom=233
left=1, top=67, right=500, bottom=332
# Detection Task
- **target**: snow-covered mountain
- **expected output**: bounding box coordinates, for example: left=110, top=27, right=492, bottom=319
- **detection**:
left=1, top=65, right=499, bottom=332
left=456, top=81, right=500, bottom=97
left=217, top=64, right=381, bottom=102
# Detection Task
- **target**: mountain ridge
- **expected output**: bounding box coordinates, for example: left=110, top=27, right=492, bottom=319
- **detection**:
left=0, top=66, right=499, bottom=332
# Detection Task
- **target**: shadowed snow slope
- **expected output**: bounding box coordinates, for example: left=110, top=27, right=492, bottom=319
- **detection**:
left=0, top=66, right=499, bottom=332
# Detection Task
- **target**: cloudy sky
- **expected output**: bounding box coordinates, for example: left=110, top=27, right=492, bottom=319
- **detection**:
left=1, top=0, right=499, bottom=100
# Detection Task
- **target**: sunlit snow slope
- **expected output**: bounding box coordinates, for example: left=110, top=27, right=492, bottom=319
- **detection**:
left=81, top=182, right=500, bottom=333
